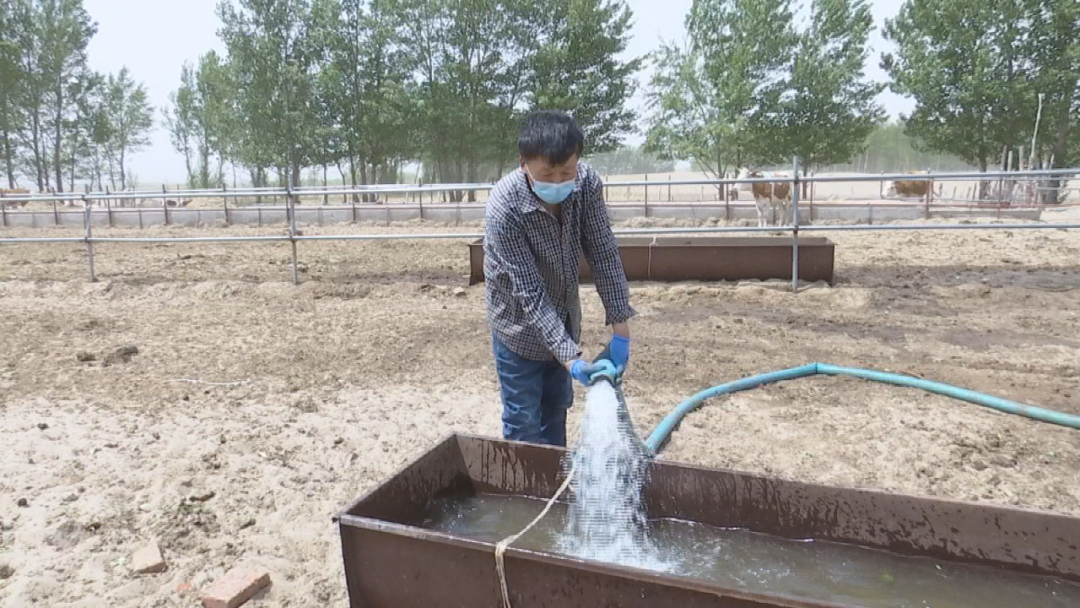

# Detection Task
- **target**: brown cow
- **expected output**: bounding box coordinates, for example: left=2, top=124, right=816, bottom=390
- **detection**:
left=882, top=173, right=933, bottom=200
left=736, top=168, right=792, bottom=227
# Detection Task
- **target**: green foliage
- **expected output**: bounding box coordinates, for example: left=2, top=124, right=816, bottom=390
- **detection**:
left=644, top=0, right=798, bottom=179
left=103, top=67, right=154, bottom=189
left=527, top=0, right=642, bottom=153
left=166, top=52, right=232, bottom=188
left=216, top=0, right=322, bottom=186
left=0, top=0, right=25, bottom=187
left=883, top=0, right=1034, bottom=171
left=772, top=0, right=885, bottom=172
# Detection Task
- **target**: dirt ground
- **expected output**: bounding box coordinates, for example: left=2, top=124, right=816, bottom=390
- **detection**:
left=1, top=214, right=1079, bottom=607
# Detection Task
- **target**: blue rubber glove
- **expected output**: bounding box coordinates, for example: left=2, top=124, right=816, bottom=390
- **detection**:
left=569, top=360, right=602, bottom=386
left=595, top=334, right=630, bottom=372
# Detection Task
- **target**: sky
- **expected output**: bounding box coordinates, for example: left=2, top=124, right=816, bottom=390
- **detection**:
left=83, top=0, right=915, bottom=185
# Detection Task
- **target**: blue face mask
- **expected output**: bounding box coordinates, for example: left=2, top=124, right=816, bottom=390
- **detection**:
left=525, top=166, right=576, bottom=205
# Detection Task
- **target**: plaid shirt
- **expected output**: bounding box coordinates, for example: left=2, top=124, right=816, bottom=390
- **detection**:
left=484, top=162, right=635, bottom=363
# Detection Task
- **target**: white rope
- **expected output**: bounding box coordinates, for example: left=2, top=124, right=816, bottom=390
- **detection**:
left=494, top=459, right=578, bottom=608
left=167, top=378, right=250, bottom=387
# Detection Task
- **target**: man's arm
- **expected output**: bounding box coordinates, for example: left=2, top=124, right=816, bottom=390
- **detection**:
left=487, top=208, right=581, bottom=364
left=580, top=172, right=636, bottom=333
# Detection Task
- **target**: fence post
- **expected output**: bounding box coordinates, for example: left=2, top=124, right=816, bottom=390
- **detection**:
left=287, top=182, right=299, bottom=286
left=644, top=174, right=649, bottom=218
left=105, top=186, right=113, bottom=227
left=162, top=185, right=170, bottom=226
left=223, top=185, right=230, bottom=226
left=53, top=200, right=59, bottom=226
left=83, top=195, right=96, bottom=282
left=791, top=156, right=800, bottom=294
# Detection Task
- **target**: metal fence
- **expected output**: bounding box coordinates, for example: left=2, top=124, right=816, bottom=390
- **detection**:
left=3, top=162, right=1080, bottom=293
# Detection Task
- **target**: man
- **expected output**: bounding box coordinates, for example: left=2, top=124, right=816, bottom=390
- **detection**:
left=484, top=110, right=635, bottom=447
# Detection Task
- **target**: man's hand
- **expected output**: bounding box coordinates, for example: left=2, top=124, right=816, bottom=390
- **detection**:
left=565, top=359, right=603, bottom=386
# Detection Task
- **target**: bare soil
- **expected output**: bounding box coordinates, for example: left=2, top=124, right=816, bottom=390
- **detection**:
left=1, top=217, right=1079, bottom=607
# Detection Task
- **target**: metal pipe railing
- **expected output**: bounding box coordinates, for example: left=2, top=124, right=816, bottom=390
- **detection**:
left=3, top=167, right=1079, bottom=290
left=2, top=168, right=1077, bottom=204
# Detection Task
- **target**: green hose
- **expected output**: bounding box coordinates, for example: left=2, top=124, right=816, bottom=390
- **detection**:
left=643, top=363, right=1080, bottom=454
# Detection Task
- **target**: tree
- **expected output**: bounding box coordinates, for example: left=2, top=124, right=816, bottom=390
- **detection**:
left=882, top=0, right=1033, bottom=181
left=36, top=0, right=97, bottom=192
left=102, top=67, right=153, bottom=190
left=166, top=52, right=232, bottom=189
left=318, top=0, right=417, bottom=200
left=164, top=65, right=197, bottom=187
left=1025, top=0, right=1079, bottom=202
left=0, top=0, right=26, bottom=187
left=645, top=0, right=798, bottom=184
left=217, top=0, right=322, bottom=192
left=773, top=0, right=884, bottom=188
left=401, top=0, right=531, bottom=199
left=527, top=0, right=643, bottom=154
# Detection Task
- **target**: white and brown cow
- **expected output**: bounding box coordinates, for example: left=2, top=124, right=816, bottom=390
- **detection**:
left=736, top=168, right=792, bottom=227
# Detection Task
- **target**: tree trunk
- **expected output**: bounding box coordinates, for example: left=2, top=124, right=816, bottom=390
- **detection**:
left=322, top=163, right=328, bottom=205
left=453, top=157, right=465, bottom=203
left=977, top=158, right=989, bottom=199
left=120, top=149, right=127, bottom=190
left=466, top=159, right=477, bottom=203
left=1045, top=79, right=1076, bottom=205
left=31, top=109, right=44, bottom=190
left=291, top=163, right=301, bottom=206
left=2, top=130, right=14, bottom=188
left=53, top=79, right=64, bottom=193
left=369, top=163, right=378, bottom=203
left=359, top=162, right=369, bottom=203
left=336, top=161, right=347, bottom=203
left=348, top=155, right=359, bottom=203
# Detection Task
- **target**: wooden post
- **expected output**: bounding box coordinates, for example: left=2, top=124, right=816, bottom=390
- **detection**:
left=53, top=200, right=59, bottom=226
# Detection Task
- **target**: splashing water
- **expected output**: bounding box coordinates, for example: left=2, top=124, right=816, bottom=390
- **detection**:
left=558, top=381, right=669, bottom=569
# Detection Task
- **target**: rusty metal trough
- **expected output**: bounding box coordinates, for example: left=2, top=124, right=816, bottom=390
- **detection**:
left=467, top=236, right=836, bottom=285
left=336, top=433, right=1080, bottom=608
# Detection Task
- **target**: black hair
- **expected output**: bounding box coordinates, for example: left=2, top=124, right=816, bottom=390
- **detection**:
left=517, top=110, right=585, bottom=165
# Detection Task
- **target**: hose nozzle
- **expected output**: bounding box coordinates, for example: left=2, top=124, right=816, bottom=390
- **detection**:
left=588, top=359, right=620, bottom=386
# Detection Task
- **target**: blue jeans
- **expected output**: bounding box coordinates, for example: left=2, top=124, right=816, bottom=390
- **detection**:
left=492, top=335, right=574, bottom=447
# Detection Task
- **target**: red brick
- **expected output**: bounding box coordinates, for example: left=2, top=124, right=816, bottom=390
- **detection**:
left=200, top=565, right=271, bottom=608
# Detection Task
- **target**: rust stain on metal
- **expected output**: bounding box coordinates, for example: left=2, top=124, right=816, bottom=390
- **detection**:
left=468, top=237, right=836, bottom=286
left=337, top=434, right=1080, bottom=608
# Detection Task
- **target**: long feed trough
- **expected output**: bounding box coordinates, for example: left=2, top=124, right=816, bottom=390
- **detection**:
left=336, top=434, right=1080, bottom=608
left=467, top=236, right=836, bottom=285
